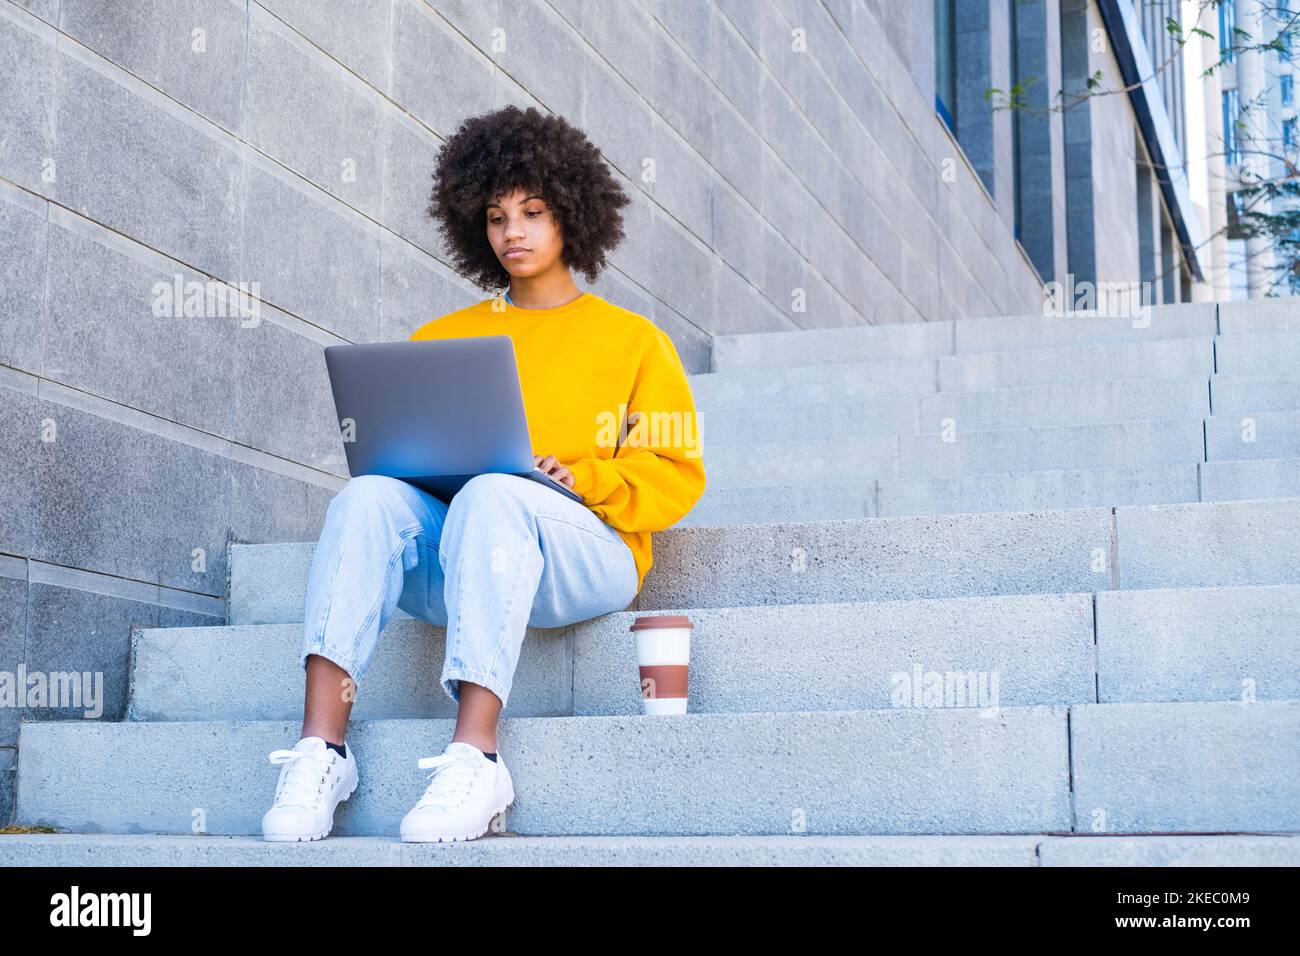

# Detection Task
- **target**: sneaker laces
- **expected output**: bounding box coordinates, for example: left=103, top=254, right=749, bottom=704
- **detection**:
left=412, top=751, right=481, bottom=810
left=268, top=747, right=330, bottom=809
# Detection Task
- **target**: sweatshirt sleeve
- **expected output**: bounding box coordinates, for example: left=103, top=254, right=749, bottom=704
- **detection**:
left=564, top=328, right=706, bottom=534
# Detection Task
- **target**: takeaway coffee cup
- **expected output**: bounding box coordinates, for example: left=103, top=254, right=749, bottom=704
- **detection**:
left=629, top=614, right=694, bottom=715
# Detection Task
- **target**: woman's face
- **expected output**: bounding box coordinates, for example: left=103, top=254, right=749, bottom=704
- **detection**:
left=486, top=188, right=564, bottom=279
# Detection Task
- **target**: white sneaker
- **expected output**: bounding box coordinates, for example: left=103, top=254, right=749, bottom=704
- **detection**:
left=400, top=741, right=515, bottom=842
left=261, top=736, right=358, bottom=842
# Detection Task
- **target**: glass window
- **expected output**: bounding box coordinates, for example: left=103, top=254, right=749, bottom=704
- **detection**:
left=934, top=0, right=957, bottom=132
left=1220, top=0, right=1237, bottom=63
left=1010, top=0, right=1021, bottom=241
left=1280, top=0, right=1293, bottom=61
left=1223, top=88, right=1241, bottom=164
left=1283, top=75, right=1294, bottom=106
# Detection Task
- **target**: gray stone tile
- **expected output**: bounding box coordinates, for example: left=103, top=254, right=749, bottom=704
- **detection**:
left=0, top=747, right=12, bottom=826
left=1070, top=701, right=1300, bottom=833
left=377, top=232, right=476, bottom=342
left=60, top=0, right=246, bottom=131
left=10, top=0, right=57, bottom=25
left=227, top=459, right=334, bottom=552
left=1116, top=498, right=1300, bottom=589
left=22, top=582, right=153, bottom=726
left=649, top=212, right=716, bottom=331
left=239, top=161, right=382, bottom=341
left=1097, top=584, right=1300, bottom=703
left=244, top=7, right=385, bottom=219
left=390, top=0, right=496, bottom=137
left=42, top=220, right=238, bottom=437
left=0, top=194, right=47, bottom=374
left=0, top=10, right=58, bottom=199
left=379, top=110, right=445, bottom=259
left=229, top=314, right=340, bottom=470
left=54, top=50, right=241, bottom=280
left=0, top=386, right=37, bottom=558
left=31, top=401, right=229, bottom=594
left=650, top=115, right=712, bottom=243
left=649, top=18, right=715, bottom=162
left=256, top=0, right=393, bottom=91
left=22, top=582, right=220, bottom=730
left=0, top=576, right=28, bottom=748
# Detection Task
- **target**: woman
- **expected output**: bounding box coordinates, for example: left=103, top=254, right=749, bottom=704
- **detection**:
left=261, top=105, right=707, bottom=843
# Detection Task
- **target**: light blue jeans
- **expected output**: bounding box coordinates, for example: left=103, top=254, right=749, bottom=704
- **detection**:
left=300, top=472, right=639, bottom=709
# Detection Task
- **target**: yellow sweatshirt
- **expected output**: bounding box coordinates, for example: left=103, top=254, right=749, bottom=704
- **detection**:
left=408, top=291, right=706, bottom=596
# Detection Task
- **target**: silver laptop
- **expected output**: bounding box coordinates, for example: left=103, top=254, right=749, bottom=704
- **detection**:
left=323, top=335, right=586, bottom=504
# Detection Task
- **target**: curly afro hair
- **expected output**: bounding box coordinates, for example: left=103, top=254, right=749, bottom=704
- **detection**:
left=428, top=105, right=631, bottom=292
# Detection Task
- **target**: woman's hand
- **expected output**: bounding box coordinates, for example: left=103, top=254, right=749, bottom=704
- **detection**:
left=534, top=454, right=575, bottom=489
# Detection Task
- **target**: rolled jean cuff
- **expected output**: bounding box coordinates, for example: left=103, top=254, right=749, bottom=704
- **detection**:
left=302, top=642, right=361, bottom=686
left=441, top=665, right=509, bottom=709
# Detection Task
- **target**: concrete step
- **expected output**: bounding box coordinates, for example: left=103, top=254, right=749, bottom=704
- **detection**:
left=699, top=394, right=921, bottom=442
left=923, top=376, right=1214, bottom=430
left=709, top=309, right=1300, bottom=378
left=898, top=417, right=1207, bottom=479
left=131, top=583, right=1300, bottom=722
left=1211, top=375, right=1300, bottom=414
left=691, top=336, right=1215, bottom=405
left=697, top=377, right=1214, bottom=441
left=711, top=316, right=954, bottom=370
left=1215, top=330, right=1300, bottom=377
left=700, top=411, right=1300, bottom=489
left=15, top=701, right=1299, bottom=836
left=690, top=356, right=936, bottom=407
left=231, top=497, right=1300, bottom=619
left=1206, top=409, right=1300, bottom=460
left=16, top=707, right=1071, bottom=836
left=700, top=418, right=1207, bottom=489
left=1217, top=299, right=1300, bottom=333
left=873, top=462, right=1199, bottom=516
left=938, top=337, right=1214, bottom=390
left=2, top=832, right=1297, bottom=866
left=137, top=590, right=1096, bottom=721
left=1070, top=700, right=1300, bottom=833
left=953, top=304, right=1218, bottom=352
left=1096, top=584, right=1300, bottom=703
left=698, top=376, right=1300, bottom=442
left=1201, top=456, right=1300, bottom=501
left=709, top=303, right=1216, bottom=371
left=677, top=458, right=1300, bottom=525
left=128, top=619, right=574, bottom=722
left=576, top=584, right=1300, bottom=714
left=645, top=496, right=1300, bottom=609
left=678, top=480, right=874, bottom=527
left=880, top=457, right=1299, bottom=514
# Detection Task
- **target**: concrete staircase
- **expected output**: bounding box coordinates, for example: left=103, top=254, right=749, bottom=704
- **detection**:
left=5, top=299, right=1300, bottom=866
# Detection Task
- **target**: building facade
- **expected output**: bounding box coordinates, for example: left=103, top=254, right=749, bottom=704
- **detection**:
left=1217, top=0, right=1299, bottom=297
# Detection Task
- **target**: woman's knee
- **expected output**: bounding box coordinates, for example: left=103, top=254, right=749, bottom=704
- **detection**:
left=328, top=474, right=411, bottom=514
left=444, top=474, right=533, bottom=529
left=453, top=472, right=528, bottom=504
